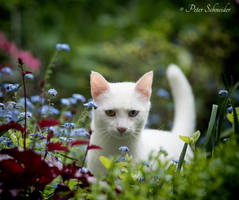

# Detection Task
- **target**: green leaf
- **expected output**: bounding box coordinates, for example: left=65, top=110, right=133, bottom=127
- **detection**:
left=116, top=162, right=128, bottom=168
left=204, top=104, right=218, bottom=151
left=179, top=135, right=190, bottom=144
left=99, top=156, right=112, bottom=170
left=10, top=133, right=18, bottom=146
left=177, top=143, right=188, bottom=173
left=227, top=107, right=239, bottom=124
left=190, top=130, right=201, bottom=144
left=68, top=179, right=78, bottom=190
left=126, top=153, right=133, bottom=162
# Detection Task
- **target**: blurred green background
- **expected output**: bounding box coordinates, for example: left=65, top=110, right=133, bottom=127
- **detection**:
left=1, top=0, right=239, bottom=133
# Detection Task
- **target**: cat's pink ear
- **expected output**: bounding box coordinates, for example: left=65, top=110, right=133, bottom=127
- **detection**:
left=90, top=71, right=109, bottom=100
left=135, top=71, right=153, bottom=100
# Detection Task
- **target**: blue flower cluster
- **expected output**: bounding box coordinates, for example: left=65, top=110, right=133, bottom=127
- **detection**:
left=0, top=66, right=13, bottom=76
left=60, top=93, right=86, bottom=106
left=0, top=137, right=14, bottom=149
left=0, top=101, right=21, bottom=122
left=3, top=83, right=19, bottom=93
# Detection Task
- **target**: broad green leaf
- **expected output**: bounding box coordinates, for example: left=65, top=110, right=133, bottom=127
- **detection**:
left=116, top=162, right=127, bottom=168
left=10, top=134, right=18, bottom=146
left=99, top=156, right=112, bottom=170
left=179, top=135, right=190, bottom=144
left=227, top=107, right=239, bottom=124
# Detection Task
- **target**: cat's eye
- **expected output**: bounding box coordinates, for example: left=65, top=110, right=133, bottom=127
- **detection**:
left=105, top=110, right=116, bottom=117
left=128, top=110, right=139, bottom=117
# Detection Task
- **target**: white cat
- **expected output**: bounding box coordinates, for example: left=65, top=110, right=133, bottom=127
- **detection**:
left=87, top=64, right=195, bottom=176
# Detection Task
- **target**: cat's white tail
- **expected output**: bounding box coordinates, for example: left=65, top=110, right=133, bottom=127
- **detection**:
left=167, top=64, right=195, bottom=136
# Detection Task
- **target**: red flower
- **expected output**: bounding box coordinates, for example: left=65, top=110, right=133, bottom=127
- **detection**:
left=0, top=121, right=25, bottom=135
left=47, top=142, right=69, bottom=153
left=87, top=145, right=102, bottom=150
left=0, top=148, right=59, bottom=194
left=69, top=140, right=89, bottom=147
left=38, top=118, right=60, bottom=129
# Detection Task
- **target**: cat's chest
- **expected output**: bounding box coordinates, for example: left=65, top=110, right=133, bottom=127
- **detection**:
left=90, top=132, right=142, bottom=158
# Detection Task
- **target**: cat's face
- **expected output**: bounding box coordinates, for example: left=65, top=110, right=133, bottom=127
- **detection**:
left=90, top=71, right=153, bottom=139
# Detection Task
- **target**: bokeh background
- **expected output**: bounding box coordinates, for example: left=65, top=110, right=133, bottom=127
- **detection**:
left=1, top=0, right=239, bottom=133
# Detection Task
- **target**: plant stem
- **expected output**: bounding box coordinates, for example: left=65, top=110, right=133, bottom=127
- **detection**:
left=18, top=62, right=27, bottom=150
left=81, top=145, right=89, bottom=168
left=176, top=143, right=188, bottom=173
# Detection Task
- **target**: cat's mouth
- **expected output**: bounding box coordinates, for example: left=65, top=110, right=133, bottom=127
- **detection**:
left=111, top=130, right=132, bottom=139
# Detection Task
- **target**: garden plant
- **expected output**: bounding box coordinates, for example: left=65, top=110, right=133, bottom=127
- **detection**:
left=0, top=43, right=239, bottom=199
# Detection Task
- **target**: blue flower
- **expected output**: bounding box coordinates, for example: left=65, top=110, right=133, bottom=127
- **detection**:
left=156, top=88, right=170, bottom=98
left=48, top=88, right=58, bottom=96
left=17, top=98, right=34, bottom=111
left=33, top=132, right=44, bottom=138
left=39, top=105, right=59, bottom=115
left=68, top=97, right=77, bottom=104
left=25, top=73, right=34, bottom=80
left=72, top=128, right=90, bottom=137
left=1, top=66, right=13, bottom=75
left=61, top=98, right=71, bottom=106
left=19, top=112, right=32, bottom=119
left=64, top=111, right=73, bottom=118
left=218, top=89, right=228, bottom=97
left=116, top=155, right=126, bottom=162
left=118, top=146, right=129, bottom=152
left=0, top=103, right=5, bottom=110
left=0, top=90, right=3, bottom=98
left=227, top=106, right=233, bottom=113
left=56, top=43, right=70, bottom=51
left=80, top=167, right=88, bottom=173
left=63, top=122, right=75, bottom=129
left=6, top=101, right=17, bottom=110
left=0, top=137, right=14, bottom=148
left=31, top=95, right=45, bottom=103
left=3, top=83, right=19, bottom=93
left=222, top=137, right=230, bottom=142
left=72, top=94, right=86, bottom=102
left=83, top=100, right=98, bottom=109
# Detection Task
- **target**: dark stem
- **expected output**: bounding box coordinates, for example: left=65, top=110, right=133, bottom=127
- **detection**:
left=19, top=63, right=27, bottom=150
left=81, top=145, right=89, bottom=167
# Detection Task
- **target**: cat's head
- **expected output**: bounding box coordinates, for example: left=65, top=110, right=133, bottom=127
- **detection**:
left=90, top=71, right=153, bottom=139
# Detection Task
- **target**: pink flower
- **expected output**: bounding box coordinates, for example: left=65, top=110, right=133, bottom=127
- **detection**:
left=0, top=31, right=41, bottom=71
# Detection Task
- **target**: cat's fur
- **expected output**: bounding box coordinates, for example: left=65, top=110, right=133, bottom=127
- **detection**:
left=87, top=64, right=195, bottom=176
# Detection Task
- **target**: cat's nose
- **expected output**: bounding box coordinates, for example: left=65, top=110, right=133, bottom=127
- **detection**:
left=117, top=127, right=127, bottom=133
